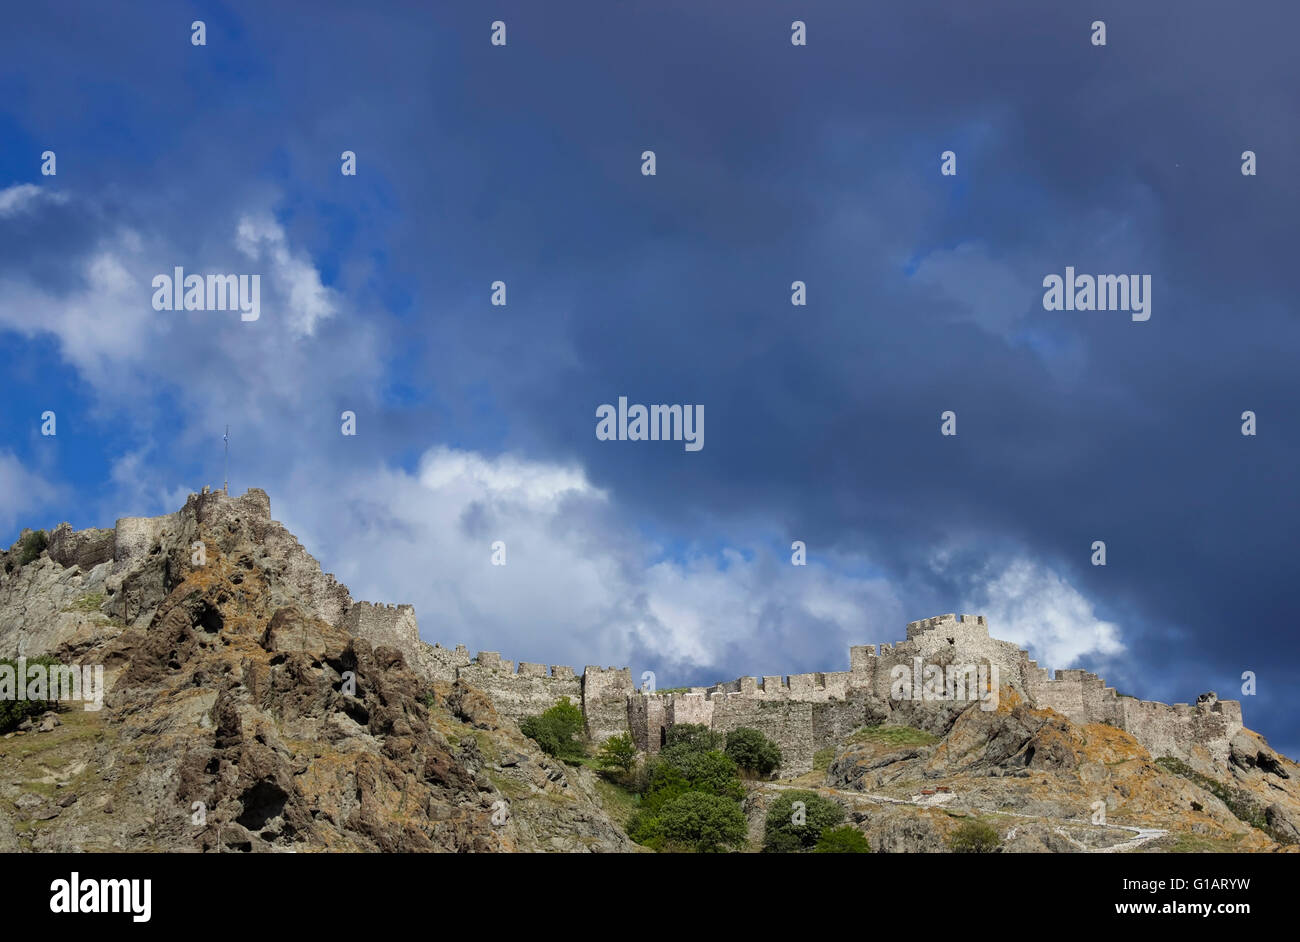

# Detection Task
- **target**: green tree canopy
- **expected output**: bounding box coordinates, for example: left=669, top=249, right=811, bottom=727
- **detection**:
left=814, top=825, right=871, bottom=853
left=519, top=696, right=586, bottom=761
left=657, top=791, right=749, bottom=853
left=763, top=789, right=846, bottom=852
left=725, top=727, right=782, bottom=776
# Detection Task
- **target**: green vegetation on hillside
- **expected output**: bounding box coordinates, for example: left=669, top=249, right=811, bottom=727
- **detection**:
left=725, top=727, right=782, bottom=777
left=763, top=789, right=845, bottom=852
left=846, top=724, right=938, bottom=748
left=625, top=723, right=749, bottom=852
left=947, top=818, right=1000, bottom=853
left=1155, top=756, right=1286, bottom=841
left=814, top=824, right=871, bottom=853
left=519, top=697, right=587, bottom=762
left=16, top=530, right=47, bottom=566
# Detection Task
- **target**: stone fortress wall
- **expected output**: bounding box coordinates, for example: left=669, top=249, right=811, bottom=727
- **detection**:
left=353, top=603, right=1243, bottom=778
left=24, top=490, right=1244, bottom=776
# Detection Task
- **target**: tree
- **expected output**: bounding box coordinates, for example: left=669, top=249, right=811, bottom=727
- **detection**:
left=725, top=727, right=782, bottom=776
left=16, top=530, right=47, bottom=566
left=657, top=792, right=749, bottom=853
left=664, top=723, right=725, bottom=753
left=814, top=825, right=871, bottom=853
left=596, top=732, right=637, bottom=775
left=763, top=790, right=845, bottom=852
left=672, top=749, right=745, bottom=801
left=519, top=697, right=586, bottom=761
left=948, top=819, right=1000, bottom=853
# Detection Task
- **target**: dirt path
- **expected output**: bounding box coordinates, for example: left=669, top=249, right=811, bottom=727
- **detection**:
left=758, top=781, right=1168, bottom=852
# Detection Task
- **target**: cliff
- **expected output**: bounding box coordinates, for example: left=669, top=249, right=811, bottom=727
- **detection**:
left=0, top=488, right=634, bottom=852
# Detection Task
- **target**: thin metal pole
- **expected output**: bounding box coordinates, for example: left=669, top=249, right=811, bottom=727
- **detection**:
left=223, top=425, right=229, bottom=494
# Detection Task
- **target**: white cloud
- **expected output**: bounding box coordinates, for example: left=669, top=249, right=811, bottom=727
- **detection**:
left=0, top=183, right=67, bottom=218
left=962, top=557, right=1125, bottom=671
left=0, top=190, right=384, bottom=478
left=277, top=447, right=903, bottom=679
left=236, top=214, right=336, bottom=338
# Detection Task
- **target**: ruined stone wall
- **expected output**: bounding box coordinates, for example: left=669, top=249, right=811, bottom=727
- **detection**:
left=113, top=511, right=183, bottom=568
left=37, top=489, right=1248, bottom=770
left=710, top=695, right=817, bottom=776
left=458, top=655, right=582, bottom=721
left=1115, top=695, right=1243, bottom=766
left=46, top=523, right=115, bottom=572
left=582, top=666, right=634, bottom=742
left=629, top=694, right=667, bottom=753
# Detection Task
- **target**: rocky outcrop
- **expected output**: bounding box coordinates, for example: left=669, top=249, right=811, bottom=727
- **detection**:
left=808, top=690, right=1300, bottom=853
left=0, top=489, right=634, bottom=853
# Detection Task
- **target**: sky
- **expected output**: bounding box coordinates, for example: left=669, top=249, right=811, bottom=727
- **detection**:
left=1, top=1, right=1297, bottom=757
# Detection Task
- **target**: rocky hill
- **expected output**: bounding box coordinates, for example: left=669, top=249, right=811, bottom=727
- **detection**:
left=1, top=487, right=1295, bottom=853
left=745, top=688, right=1300, bottom=852
left=0, top=488, right=634, bottom=852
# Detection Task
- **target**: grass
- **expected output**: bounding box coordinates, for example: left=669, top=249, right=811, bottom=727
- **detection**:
left=1147, top=831, right=1247, bottom=853
left=66, top=592, right=106, bottom=613
left=592, top=777, right=642, bottom=829
left=813, top=747, right=835, bottom=771
left=846, top=724, right=939, bottom=748
left=487, top=770, right=532, bottom=799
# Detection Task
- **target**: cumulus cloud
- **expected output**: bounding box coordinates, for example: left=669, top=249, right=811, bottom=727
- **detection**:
left=236, top=214, right=337, bottom=338
left=276, top=446, right=904, bottom=681
left=0, top=188, right=384, bottom=491
left=961, top=557, right=1125, bottom=671
left=0, top=183, right=67, bottom=218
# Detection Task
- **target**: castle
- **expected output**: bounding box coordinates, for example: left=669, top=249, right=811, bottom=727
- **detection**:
left=372, top=610, right=1242, bottom=776
left=17, top=488, right=1244, bottom=778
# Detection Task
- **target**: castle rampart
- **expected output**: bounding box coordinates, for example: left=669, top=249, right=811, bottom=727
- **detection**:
left=623, top=613, right=1246, bottom=776
left=10, top=491, right=1249, bottom=779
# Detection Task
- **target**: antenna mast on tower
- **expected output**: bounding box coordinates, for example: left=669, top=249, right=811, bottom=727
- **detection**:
left=223, top=425, right=229, bottom=495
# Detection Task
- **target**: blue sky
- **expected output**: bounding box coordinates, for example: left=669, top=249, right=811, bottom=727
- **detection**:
left=1, top=1, right=1297, bottom=757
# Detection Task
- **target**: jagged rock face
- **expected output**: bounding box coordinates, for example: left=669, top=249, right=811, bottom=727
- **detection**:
left=816, top=692, right=1300, bottom=852
left=0, top=491, right=635, bottom=852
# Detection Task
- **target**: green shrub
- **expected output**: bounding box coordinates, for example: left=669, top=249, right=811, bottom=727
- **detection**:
left=763, top=790, right=845, bottom=852
left=725, top=727, right=782, bottom=776
left=657, top=791, right=749, bottom=853
left=813, top=747, right=835, bottom=771
left=596, top=732, right=638, bottom=775
left=0, top=655, right=62, bottom=733
left=16, top=530, right=48, bottom=566
left=671, top=749, right=745, bottom=801
left=948, top=819, right=1000, bottom=853
left=519, top=696, right=586, bottom=761
left=664, top=723, right=726, bottom=753
left=814, top=825, right=871, bottom=853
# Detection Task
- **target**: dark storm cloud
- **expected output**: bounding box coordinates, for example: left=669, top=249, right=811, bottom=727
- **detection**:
left=1, top=0, right=1295, bottom=751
